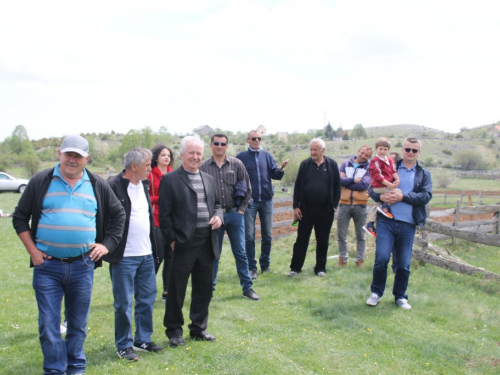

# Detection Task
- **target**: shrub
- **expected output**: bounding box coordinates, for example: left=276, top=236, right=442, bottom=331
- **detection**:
left=442, top=149, right=452, bottom=155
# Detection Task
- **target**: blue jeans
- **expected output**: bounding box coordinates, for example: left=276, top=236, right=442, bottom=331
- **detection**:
left=371, top=216, right=416, bottom=301
left=244, top=199, right=273, bottom=272
left=109, top=255, right=157, bottom=350
left=336, top=204, right=367, bottom=262
left=214, top=211, right=253, bottom=292
left=33, top=256, right=95, bottom=375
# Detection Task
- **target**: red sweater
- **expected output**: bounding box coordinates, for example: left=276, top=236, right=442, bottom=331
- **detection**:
left=369, top=155, right=396, bottom=189
left=147, top=165, right=172, bottom=227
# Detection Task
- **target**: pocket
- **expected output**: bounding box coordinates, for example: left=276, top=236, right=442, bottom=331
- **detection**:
left=33, top=259, right=47, bottom=269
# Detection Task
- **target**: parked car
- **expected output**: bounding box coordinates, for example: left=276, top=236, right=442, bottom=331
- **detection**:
left=0, top=172, right=29, bottom=193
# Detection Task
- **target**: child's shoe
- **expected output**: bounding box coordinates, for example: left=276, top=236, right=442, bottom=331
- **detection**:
left=363, top=222, right=377, bottom=237
left=377, top=203, right=394, bottom=219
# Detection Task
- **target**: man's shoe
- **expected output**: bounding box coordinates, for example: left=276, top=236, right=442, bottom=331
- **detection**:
left=355, top=259, right=364, bottom=268
left=316, top=271, right=326, bottom=277
left=133, top=341, right=164, bottom=353
left=169, top=336, right=185, bottom=347
left=336, top=257, right=348, bottom=266
left=377, top=203, right=394, bottom=219
left=366, top=293, right=381, bottom=306
left=117, top=347, right=139, bottom=361
left=261, top=267, right=275, bottom=274
left=363, top=222, right=377, bottom=237
left=161, top=292, right=168, bottom=302
left=396, top=298, right=412, bottom=310
left=287, top=270, right=299, bottom=277
left=249, top=270, right=258, bottom=280
left=242, top=288, right=260, bottom=301
left=190, top=331, right=216, bottom=342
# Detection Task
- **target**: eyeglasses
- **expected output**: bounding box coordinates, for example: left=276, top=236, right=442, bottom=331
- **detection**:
left=251, top=137, right=262, bottom=141
left=404, top=148, right=420, bottom=153
left=212, top=142, right=227, bottom=146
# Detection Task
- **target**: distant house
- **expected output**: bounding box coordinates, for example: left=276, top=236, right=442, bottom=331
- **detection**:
left=256, top=125, right=267, bottom=136
left=193, top=125, right=214, bottom=136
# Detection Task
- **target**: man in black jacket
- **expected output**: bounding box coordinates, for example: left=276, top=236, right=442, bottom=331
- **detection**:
left=12, top=134, right=125, bottom=375
left=105, top=147, right=163, bottom=361
left=288, top=138, right=341, bottom=277
left=159, top=135, right=223, bottom=347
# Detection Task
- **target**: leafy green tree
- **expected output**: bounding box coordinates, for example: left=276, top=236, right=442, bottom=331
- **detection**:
left=454, top=150, right=489, bottom=170
left=350, top=124, right=367, bottom=139
left=324, top=123, right=334, bottom=139
left=23, top=151, right=41, bottom=176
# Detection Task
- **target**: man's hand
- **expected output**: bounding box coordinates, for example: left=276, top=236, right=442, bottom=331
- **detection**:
left=279, top=159, right=289, bottom=171
left=89, top=243, right=109, bottom=261
left=381, top=191, right=403, bottom=205
left=293, top=207, right=302, bottom=221
left=209, top=215, right=222, bottom=230
left=170, top=241, right=175, bottom=251
left=31, top=249, right=51, bottom=266
left=340, top=172, right=347, bottom=178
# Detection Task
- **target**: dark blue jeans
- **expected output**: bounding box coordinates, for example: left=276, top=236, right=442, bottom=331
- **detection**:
left=244, top=199, right=273, bottom=272
left=33, top=256, right=95, bottom=375
left=371, top=216, right=416, bottom=301
left=214, top=211, right=253, bottom=292
left=109, top=254, right=157, bottom=350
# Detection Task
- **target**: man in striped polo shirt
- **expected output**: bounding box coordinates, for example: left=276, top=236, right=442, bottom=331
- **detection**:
left=13, top=135, right=125, bottom=375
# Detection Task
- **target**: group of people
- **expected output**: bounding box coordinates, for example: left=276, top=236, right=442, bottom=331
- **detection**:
left=12, top=131, right=432, bottom=374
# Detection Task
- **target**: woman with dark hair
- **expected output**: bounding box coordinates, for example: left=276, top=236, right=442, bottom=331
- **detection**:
left=148, top=143, right=175, bottom=301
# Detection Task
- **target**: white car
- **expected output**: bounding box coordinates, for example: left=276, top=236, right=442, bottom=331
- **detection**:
left=0, top=172, right=29, bottom=193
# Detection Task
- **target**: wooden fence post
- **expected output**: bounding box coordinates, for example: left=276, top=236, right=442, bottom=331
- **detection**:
left=444, top=193, right=447, bottom=205
left=452, top=201, right=460, bottom=245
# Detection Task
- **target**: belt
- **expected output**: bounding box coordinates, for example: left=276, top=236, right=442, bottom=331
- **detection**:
left=223, top=207, right=238, bottom=213
left=49, top=251, right=92, bottom=263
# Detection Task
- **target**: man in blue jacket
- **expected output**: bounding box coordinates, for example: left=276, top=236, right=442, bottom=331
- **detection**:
left=366, top=137, right=432, bottom=310
left=236, top=130, right=288, bottom=280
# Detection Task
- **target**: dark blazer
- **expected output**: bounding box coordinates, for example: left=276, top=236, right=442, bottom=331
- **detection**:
left=103, top=171, right=158, bottom=265
left=158, top=166, right=223, bottom=260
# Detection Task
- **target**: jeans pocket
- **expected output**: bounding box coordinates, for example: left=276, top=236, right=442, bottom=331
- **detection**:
left=33, top=259, right=47, bottom=269
left=83, top=257, right=95, bottom=268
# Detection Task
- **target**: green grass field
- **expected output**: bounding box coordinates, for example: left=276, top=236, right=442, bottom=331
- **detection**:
left=1, top=192, right=499, bottom=374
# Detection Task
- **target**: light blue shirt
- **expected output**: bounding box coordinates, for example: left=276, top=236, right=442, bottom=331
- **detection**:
left=390, top=164, right=416, bottom=224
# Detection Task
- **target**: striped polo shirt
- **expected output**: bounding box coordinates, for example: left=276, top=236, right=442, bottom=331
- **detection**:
left=36, top=164, right=97, bottom=258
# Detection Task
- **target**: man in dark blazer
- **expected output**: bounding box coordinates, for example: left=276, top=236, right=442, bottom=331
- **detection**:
left=159, top=135, right=223, bottom=348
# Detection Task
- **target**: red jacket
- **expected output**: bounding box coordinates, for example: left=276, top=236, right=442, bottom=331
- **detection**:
left=369, top=155, right=396, bottom=189
left=147, top=165, right=172, bottom=227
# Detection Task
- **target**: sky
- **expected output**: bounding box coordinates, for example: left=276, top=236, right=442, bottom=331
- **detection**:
left=1, top=0, right=499, bottom=141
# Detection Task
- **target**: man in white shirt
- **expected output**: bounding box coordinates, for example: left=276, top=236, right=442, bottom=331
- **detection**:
left=105, top=148, right=164, bottom=361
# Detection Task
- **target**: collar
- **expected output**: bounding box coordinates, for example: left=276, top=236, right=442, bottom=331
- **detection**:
left=248, top=146, right=260, bottom=153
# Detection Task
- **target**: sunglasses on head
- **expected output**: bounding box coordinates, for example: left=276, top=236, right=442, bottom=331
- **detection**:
left=251, top=137, right=262, bottom=141
left=404, top=148, right=419, bottom=153
left=212, top=141, right=227, bottom=146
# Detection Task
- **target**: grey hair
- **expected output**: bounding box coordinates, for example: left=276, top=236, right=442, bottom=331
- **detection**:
left=124, top=147, right=152, bottom=170
left=310, top=138, right=326, bottom=149
left=180, top=135, right=204, bottom=154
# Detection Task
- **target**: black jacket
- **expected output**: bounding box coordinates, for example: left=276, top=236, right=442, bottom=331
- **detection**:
left=103, top=171, right=158, bottom=265
left=293, top=156, right=341, bottom=214
left=12, top=167, right=126, bottom=268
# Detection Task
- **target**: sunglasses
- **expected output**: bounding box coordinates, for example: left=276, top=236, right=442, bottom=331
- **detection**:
left=404, top=148, right=420, bottom=153
left=251, top=137, right=262, bottom=141
left=212, top=142, right=227, bottom=146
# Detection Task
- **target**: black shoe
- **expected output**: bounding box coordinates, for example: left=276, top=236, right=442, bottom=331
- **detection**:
left=133, top=341, right=164, bottom=352
left=169, top=335, right=185, bottom=347
left=242, top=288, right=260, bottom=301
left=249, top=270, right=258, bottom=280
left=117, top=347, right=139, bottom=361
left=261, top=267, right=275, bottom=274
left=190, top=331, right=216, bottom=342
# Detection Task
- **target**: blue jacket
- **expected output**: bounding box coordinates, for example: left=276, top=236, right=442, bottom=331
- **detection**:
left=236, top=147, right=284, bottom=202
left=369, top=160, right=432, bottom=227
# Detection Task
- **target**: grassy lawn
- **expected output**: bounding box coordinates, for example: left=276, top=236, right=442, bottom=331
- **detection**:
left=1, top=193, right=499, bottom=374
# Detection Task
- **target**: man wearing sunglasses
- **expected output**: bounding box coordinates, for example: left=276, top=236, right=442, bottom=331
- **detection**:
left=200, top=133, right=260, bottom=301
left=236, top=130, right=288, bottom=280
left=366, top=137, right=432, bottom=310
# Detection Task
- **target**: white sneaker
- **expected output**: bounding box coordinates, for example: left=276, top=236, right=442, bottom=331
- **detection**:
left=316, top=272, right=326, bottom=277
left=287, top=271, right=298, bottom=277
left=396, top=298, right=412, bottom=310
left=366, top=293, right=381, bottom=306
left=60, top=324, right=67, bottom=334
